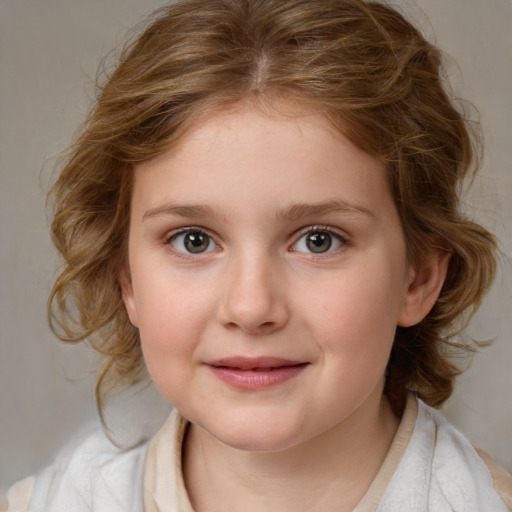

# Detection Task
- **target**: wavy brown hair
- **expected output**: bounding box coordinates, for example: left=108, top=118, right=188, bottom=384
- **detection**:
left=48, top=0, right=496, bottom=415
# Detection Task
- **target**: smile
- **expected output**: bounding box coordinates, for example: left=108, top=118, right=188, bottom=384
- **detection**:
left=206, top=357, right=309, bottom=390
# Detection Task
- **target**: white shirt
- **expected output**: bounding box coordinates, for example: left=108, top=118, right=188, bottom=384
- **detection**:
left=4, top=395, right=511, bottom=511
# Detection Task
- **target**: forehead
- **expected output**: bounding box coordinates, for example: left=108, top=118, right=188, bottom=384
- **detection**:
left=136, top=104, right=385, bottom=185
left=129, top=104, right=394, bottom=228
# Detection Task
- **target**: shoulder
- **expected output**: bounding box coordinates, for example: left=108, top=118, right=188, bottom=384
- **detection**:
left=5, top=427, right=149, bottom=512
left=419, top=403, right=511, bottom=508
left=417, top=400, right=511, bottom=510
left=2, top=476, right=34, bottom=512
left=378, top=397, right=511, bottom=511
left=474, top=446, right=512, bottom=511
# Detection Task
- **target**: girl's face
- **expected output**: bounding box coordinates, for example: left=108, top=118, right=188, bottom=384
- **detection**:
left=122, top=105, right=423, bottom=451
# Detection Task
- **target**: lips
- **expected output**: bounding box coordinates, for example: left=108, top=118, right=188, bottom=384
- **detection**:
left=205, top=357, right=308, bottom=390
left=208, top=356, right=304, bottom=370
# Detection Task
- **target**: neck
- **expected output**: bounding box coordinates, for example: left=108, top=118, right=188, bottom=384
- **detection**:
left=183, top=393, right=399, bottom=512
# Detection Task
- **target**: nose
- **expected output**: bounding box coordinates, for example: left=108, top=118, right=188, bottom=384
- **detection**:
left=217, top=252, right=289, bottom=335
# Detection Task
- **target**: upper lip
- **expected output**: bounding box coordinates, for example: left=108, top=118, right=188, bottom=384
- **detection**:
left=206, top=357, right=306, bottom=370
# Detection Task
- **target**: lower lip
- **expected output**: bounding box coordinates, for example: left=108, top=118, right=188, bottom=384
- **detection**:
left=208, top=364, right=307, bottom=390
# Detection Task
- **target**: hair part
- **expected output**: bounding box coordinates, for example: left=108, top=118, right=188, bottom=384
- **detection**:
left=48, top=0, right=497, bottom=418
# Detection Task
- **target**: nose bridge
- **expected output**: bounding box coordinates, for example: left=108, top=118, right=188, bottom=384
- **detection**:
left=219, top=245, right=288, bottom=333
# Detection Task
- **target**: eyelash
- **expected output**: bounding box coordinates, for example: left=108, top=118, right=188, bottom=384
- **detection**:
left=163, top=226, right=220, bottom=259
left=163, top=225, right=349, bottom=258
left=290, top=225, right=349, bottom=256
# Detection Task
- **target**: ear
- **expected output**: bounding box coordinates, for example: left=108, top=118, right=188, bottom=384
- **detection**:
left=398, top=250, right=451, bottom=327
left=118, top=266, right=139, bottom=328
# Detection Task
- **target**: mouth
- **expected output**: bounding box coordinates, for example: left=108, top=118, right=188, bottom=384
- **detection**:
left=205, top=357, right=309, bottom=390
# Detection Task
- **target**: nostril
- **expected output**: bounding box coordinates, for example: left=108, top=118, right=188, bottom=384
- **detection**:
left=253, top=321, right=281, bottom=335
left=222, top=319, right=278, bottom=335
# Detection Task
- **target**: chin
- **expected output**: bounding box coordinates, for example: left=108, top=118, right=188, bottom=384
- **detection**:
left=203, top=413, right=305, bottom=453
left=217, top=431, right=300, bottom=453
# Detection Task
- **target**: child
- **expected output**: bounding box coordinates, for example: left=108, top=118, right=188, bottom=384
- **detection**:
left=4, top=0, right=511, bottom=510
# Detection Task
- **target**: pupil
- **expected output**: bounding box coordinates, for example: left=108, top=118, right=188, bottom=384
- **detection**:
left=306, top=232, right=332, bottom=253
left=184, top=232, right=209, bottom=253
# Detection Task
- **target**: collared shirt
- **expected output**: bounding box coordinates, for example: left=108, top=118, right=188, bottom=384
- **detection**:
left=4, top=395, right=511, bottom=511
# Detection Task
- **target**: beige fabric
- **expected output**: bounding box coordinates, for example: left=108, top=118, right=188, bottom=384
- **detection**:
left=475, top=446, right=512, bottom=510
left=142, top=396, right=512, bottom=511
left=143, top=409, right=194, bottom=512
left=2, top=476, right=34, bottom=512
left=4, top=396, right=510, bottom=511
left=142, top=397, right=419, bottom=512
left=353, top=394, right=418, bottom=512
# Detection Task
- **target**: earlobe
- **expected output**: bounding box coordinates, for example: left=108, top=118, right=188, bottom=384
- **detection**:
left=398, top=250, right=451, bottom=328
left=119, top=266, right=139, bottom=328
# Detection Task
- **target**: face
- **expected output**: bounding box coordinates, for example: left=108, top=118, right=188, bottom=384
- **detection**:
left=122, top=105, right=421, bottom=452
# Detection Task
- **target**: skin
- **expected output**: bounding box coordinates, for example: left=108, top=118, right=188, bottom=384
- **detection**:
left=121, top=103, right=448, bottom=511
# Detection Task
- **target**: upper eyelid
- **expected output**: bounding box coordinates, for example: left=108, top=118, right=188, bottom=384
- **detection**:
left=292, top=224, right=349, bottom=241
left=163, top=225, right=217, bottom=243
left=161, top=224, right=349, bottom=248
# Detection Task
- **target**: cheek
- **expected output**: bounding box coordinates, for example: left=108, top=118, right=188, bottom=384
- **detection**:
left=133, top=274, right=215, bottom=375
left=303, top=264, right=404, bottom=363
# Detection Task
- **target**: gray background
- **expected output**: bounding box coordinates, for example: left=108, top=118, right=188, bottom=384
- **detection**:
left=1, top=0, right=511, bottom=492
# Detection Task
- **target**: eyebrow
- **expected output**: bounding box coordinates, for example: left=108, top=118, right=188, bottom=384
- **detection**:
left=276, top=199, right=375, bottom=222
left=143, top=203, right=219, bottom=221
left=142, top=199, right=374, bottom=223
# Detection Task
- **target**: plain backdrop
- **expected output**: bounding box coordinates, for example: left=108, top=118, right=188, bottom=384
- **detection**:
left=1, top=0, right=511, bottom=492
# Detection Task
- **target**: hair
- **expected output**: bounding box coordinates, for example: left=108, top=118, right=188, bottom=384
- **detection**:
left=48, top=0, right=496, bottom=417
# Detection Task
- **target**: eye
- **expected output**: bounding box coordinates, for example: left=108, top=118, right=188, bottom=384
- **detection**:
left=170, top=229, right=217, bottom=254
left=291, top=228, right=346, bottom=254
